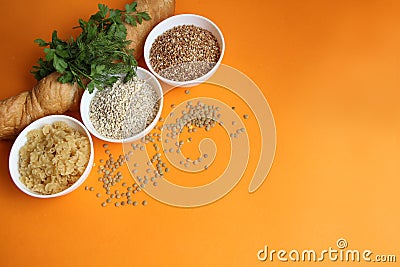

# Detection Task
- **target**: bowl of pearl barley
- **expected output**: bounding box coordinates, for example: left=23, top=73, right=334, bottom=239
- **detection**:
left=80, top=67, right=163, bottom=143
left=144, top=14, right=225, bottom=87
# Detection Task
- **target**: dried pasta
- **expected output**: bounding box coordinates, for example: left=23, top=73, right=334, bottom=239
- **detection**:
left=19, top=121, right=90, bottom=195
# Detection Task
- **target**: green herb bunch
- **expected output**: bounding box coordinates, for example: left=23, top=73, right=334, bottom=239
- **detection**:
left=31, top=2, right=151, bottom=93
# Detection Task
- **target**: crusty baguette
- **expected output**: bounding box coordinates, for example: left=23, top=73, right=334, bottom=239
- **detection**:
left=127, top=0, right=176, bottom=59
left=0, top=0, right=175, bottom=140
left=0, top=72, right=83, bottom=140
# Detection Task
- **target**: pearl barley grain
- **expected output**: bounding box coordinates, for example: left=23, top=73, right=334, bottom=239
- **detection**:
left=89, top=77, right=159, bottom=140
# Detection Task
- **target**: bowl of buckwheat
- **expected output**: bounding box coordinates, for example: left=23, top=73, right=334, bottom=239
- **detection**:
left=80, top=67, right=163, bottom=143
left=144, top=14, right=225, bottom=87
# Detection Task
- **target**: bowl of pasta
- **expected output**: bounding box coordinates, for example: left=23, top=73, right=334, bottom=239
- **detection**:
left=9, top=115, right=94, bottom=198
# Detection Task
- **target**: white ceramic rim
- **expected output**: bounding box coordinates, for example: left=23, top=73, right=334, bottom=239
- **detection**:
left=144, top=13, right=226, bottom=87
left=80, top=67, right=164, bottom=143
left=8, top=115, right=94, bottom=198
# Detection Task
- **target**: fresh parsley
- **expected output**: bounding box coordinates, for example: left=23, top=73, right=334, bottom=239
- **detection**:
left=31, top=2, right=151, bottom=93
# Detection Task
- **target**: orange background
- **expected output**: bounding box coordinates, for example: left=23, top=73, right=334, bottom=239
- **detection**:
left=0, top=0, right=399, bottom=266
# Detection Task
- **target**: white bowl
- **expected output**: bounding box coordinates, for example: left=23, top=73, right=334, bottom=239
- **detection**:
left=80, top=67, right=163, bottom=143
left=144, top=14, right=225, bottom=87
left=9, top=115, right=94, bottom=198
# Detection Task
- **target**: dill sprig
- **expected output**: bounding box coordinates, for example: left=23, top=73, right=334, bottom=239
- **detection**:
left=31, top=2, right=150, bottom=93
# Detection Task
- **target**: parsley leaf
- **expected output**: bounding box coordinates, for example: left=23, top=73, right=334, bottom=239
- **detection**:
left=125, top=2, right=138, bottom=13
left=34, top=39, right=48, bottom=47
left=31, top=1, right=151, bottom=93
